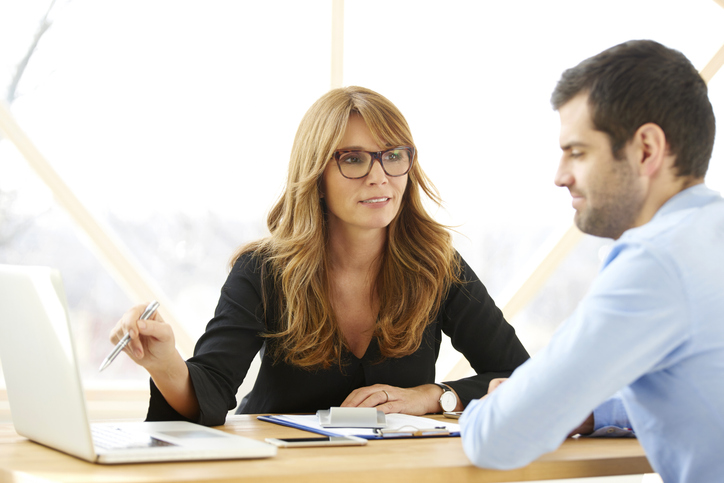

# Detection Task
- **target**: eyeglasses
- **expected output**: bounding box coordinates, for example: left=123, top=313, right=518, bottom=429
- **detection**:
left=332, top=146, right=415, bottom=179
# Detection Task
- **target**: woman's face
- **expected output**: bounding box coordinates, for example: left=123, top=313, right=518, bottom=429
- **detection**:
left=321, top=114, right=408, bottom=238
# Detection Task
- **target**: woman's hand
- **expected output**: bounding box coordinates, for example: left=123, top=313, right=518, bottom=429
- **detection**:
left=109, top=304, right=199, bottom=420
left=341, top=383, right=458, bottom=415
left=109, top=304, right=177, bottom=373
left=485, top=377, right=507, bottom=398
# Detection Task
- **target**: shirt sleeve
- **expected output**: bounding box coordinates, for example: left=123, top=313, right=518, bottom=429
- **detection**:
left=459, top=241, right=690, bottom=469
left=146, top=253, right=266, bottom=426
left=589, top=393, right=635, bottom=437
left=441, top=255, right=530, bottom=406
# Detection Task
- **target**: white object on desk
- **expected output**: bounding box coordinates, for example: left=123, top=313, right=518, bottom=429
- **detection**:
left=317, top=407, right=387, bottom=428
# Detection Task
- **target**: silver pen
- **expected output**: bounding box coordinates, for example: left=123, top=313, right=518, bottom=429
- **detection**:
left=98, top=300, right=160, bottom=372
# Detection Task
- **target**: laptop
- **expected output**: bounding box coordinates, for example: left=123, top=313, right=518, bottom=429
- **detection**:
left=0, top=264, right=276, bottom=464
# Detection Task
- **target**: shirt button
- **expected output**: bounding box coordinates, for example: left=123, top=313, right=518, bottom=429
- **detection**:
left=607, top=428, right=615, bottom=433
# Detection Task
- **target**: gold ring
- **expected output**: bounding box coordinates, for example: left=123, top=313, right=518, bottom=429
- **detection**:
left=382, top=390, right=390, bottom=403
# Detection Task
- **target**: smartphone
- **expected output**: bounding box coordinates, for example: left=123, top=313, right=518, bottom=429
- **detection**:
left=265, top=435, right=368, bottom=448
left=443, top=411, right=463, bottom=419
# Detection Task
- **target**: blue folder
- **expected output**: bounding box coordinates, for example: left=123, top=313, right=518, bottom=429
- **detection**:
left=257, top=414, right=460, bottom=440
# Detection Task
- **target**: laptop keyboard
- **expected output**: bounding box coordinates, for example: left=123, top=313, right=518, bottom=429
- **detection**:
left=92, top=426, right=176, bottom=450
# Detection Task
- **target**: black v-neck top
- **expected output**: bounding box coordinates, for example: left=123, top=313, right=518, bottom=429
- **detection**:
left=147, top=251, right=529, bottom=426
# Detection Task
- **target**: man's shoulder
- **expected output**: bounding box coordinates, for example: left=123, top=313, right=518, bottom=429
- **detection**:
left=598, top=185, right=724, bottom=316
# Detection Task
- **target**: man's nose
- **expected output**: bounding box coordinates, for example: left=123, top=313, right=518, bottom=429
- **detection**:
left=554, top=160, right=573, bottom=187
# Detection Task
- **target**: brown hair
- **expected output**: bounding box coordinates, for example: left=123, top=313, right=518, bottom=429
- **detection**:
left=551, top=40, right=715, bottom=178
left=231, top=86, right=460, bottom=369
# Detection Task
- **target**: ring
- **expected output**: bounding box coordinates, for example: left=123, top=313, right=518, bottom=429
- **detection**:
left=382, top=390, right=389, bottom=403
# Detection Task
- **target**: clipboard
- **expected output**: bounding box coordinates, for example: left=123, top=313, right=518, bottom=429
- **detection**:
left=258, top=413, right=460, bottom=440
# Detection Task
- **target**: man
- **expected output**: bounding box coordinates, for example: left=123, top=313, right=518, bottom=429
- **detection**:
left=460, top=40, right=724, bottom=483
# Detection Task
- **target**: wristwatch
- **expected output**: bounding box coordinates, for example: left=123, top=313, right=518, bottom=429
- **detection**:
left=435, top=383, right=458, bottom=412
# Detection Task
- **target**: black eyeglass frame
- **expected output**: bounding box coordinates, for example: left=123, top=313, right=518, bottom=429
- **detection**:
left=332, top=146, right=416, bottom=179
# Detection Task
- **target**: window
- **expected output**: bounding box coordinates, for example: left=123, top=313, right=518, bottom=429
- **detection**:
left=1, top=1, right=723, bottom=393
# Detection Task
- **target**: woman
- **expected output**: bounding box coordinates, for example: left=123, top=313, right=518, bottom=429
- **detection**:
left=112, top=86, right=529, bottom=426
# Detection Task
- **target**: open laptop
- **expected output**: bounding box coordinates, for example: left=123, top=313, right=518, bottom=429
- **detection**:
left=0, top=264, right=276, bottom=464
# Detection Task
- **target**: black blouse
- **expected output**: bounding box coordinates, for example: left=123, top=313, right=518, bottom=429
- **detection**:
left=147, top=251, right=529, bottom=426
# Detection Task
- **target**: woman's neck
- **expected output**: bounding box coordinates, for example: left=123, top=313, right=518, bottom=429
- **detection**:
left=327, top=224, right=386, bottom=274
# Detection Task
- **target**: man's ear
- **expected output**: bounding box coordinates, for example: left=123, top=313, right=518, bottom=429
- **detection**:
left=632, top=123, right=669, bottom=178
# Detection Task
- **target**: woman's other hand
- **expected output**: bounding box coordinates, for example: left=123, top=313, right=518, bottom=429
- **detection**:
left=341, top=383, right=461, bottom=415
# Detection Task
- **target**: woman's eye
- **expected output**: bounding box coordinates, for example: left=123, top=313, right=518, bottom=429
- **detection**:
left=341, top=154, right=363, bottom=164
left=383, top=150, right=405, bottom=162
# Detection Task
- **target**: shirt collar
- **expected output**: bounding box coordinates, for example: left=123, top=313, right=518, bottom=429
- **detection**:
left=652, top=183, right=721, bottom=221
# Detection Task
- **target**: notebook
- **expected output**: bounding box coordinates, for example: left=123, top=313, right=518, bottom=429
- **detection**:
left=0, top=264, right=276, bottom=464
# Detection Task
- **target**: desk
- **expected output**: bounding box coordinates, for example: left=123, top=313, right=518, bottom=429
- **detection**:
left=0, top=415, right=652, bottom=483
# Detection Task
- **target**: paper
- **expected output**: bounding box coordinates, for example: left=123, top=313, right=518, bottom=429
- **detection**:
left=272, top=413, right=460, bottom=438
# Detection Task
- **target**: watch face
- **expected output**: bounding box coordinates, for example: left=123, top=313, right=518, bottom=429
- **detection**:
left=440, top=391, right=457, bottom=412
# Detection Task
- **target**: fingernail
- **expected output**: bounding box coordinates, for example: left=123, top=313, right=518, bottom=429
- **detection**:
left=138, top=321, right=146, bottom=330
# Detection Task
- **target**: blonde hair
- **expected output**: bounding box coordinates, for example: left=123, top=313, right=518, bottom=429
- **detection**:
left=231, top=86, right=460, bottom=368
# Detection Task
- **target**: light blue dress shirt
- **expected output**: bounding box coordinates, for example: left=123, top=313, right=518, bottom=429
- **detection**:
left=460, top=184, right=724, bottom=483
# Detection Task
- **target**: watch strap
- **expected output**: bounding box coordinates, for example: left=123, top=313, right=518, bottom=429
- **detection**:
left=435, top=383, right=457, bottom=412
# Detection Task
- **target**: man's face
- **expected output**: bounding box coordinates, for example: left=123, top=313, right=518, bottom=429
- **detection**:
left=555, top=93, right=645, bottom=240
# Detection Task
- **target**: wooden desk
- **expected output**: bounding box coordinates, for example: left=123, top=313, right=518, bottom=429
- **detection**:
left=0, top=415, right=652, bottom=483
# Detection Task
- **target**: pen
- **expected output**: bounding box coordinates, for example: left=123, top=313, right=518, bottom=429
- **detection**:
left=374, top=425, right=450, bottom=437
left=98, top=300, right=159, bottom=372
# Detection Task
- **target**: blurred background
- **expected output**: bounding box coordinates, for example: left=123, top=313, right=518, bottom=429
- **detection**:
left=1, top=0, right=723, bottom=404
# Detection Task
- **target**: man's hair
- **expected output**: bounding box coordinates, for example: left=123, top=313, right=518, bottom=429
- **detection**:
left=551, top=40, right=715, bottom=178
